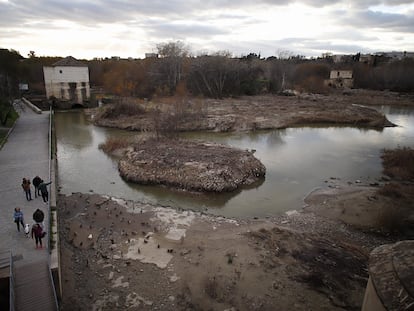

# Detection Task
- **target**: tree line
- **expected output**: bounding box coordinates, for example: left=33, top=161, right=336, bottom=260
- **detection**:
left=1, top=43, right=414, bottom=103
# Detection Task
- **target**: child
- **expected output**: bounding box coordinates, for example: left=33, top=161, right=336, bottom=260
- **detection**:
left=13, top=207, right=24, bottom=232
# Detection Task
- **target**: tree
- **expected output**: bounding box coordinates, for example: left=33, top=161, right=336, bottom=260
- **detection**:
left=187, top=52, right=233, bottom=98
left=102, top=59, right=154, bottom=97
left=0, top=48, right=23, bottom=125
left=150, top=41, right=190, bottom=95
left=292, top=62, right=330, bottom=93
left=0, top=48, right=23, bottom=98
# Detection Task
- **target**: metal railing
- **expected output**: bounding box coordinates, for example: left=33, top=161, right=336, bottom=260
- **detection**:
left=47, top=106, right=59, bottom=310
left=9, top=251, right=15, bottom=311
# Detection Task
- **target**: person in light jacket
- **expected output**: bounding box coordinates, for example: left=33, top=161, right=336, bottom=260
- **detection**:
left=13, top=207, right=24, bottom=232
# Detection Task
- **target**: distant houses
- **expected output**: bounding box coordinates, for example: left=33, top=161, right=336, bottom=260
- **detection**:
left=43, top=56, right=90, bottom=105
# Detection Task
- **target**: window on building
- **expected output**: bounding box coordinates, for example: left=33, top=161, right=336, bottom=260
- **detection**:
left=59, top=70, right=63, bottom=74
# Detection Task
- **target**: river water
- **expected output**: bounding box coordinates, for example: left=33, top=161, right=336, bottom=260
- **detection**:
left=55, top=106, right=414, bottom=218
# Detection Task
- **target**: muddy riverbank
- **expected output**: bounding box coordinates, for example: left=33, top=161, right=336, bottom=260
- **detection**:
left=58, top=191, right=397, bottom=311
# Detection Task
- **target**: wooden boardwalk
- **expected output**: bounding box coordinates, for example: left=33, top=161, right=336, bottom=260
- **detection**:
left=13, top=260, right=57, bottom=311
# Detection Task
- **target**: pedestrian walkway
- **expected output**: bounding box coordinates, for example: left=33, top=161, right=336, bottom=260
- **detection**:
left=0, top=100, right=57, bottom=310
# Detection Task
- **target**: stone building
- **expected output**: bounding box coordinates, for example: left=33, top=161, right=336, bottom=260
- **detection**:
left=43, top=56, right=90, bottom=105
left=325, top=70, right=353, bottom=89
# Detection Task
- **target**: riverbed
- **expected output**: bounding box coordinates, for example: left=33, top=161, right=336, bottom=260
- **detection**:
left=55, top=105, right=414, bottom=218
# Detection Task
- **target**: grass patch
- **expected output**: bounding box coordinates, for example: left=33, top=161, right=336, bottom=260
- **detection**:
left=375, top=205, right=408, bottom=234
left=377, top=183, right=405, bottom=198
left=0, top=129, right=8, bottom=143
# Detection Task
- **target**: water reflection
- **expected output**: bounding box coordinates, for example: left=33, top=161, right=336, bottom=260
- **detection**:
left=55, top=107, right=414, bottom=218
left=55, top=111, right=93, bottom=150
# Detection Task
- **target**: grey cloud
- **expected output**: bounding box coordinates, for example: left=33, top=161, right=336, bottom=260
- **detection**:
left=143, top=21, right=228, bottom=40
left=341, top=9, right=414, bottom=32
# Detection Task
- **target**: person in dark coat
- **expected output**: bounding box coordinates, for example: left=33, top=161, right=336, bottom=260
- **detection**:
left=21, top=178, right=32, bottom=201
left=38, top=180, right=52, bottom=203
left=33, top=208, right=45, bottom=224
left=32, top=176, right=42, bottom=198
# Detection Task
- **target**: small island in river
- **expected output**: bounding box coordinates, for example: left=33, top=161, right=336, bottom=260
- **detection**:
left=100, top=137, right=266, bottom=192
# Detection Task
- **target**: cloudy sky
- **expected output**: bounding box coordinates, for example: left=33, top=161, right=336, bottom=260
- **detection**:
left=0, top=0, right=413, bottom=59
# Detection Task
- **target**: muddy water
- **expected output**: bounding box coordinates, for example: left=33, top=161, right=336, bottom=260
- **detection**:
left=55, top=106, right=414, bottom=218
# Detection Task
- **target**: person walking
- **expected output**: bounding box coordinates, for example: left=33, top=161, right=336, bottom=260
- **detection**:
left=21, top=178, right=32, bottom=201
left=32, top=175, right=42, bottom=198
left=31, top=223, right=46, bottom=249
left=13, top=207, right=24, bottom=232
left=38, top=180, right=52, bottom=203
left=33, top=208, right=45, bottom=228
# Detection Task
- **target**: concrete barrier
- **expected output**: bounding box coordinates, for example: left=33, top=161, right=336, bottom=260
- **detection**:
left=21, top=97, right=43, bottom=114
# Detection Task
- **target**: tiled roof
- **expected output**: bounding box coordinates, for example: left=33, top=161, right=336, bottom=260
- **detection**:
left=52, top=56, right=87, bottom=67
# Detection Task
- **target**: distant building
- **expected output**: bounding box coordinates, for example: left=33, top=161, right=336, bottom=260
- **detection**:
left=325, top=70, right=353, bottom=89
left=359, top=54, right=375, bottom=65
left=332, top=54, right=346, bottom=63
left=145, top=53, right=159, bottom=58
left=379, top=51, right=414, bottom=61
left=43, top=56, right=90, bottom=105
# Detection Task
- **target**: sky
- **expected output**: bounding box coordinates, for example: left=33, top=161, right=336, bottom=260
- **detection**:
left=0, top=0, right=413, bottom=60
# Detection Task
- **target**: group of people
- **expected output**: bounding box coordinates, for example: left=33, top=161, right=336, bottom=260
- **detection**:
left=21, top=176, right=51, bottom=203
left=16, top=175, right=51, bottom=249
left=13, top=207, right=47, bottom=248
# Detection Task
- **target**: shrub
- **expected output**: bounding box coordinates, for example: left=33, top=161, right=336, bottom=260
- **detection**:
left=98, top=137, right=130, bottom=153
left=98, top=100, right=145, bottom=119
left=381, top=147, right=414, bottom=180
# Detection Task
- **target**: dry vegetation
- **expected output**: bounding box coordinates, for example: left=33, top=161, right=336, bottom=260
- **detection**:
left=92, top=91, right=395, bottom=134
left=98, top=137, right=130, bottom=153
left=381, top=147, right=414, bottom=181
left=95, top=100, right=146, bottom=119
left=375, top=147, right=414, bottom=234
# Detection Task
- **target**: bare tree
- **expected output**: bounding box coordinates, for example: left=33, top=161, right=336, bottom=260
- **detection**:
left=151, top=41, right=190, bottom=95
left=187, top=51, right=234, bottom=98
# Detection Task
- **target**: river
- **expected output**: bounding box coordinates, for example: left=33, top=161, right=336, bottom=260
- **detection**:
left=55, top=105, right=414, bottom=218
